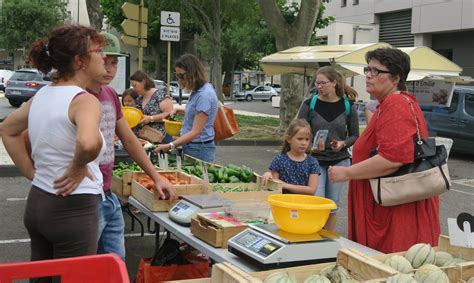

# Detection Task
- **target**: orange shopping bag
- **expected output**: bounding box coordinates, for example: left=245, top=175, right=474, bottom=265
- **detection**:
left=214, top=102, right=238, bottom=141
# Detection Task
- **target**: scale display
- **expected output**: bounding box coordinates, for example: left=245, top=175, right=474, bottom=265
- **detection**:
left=235, top=232, right=281, bottom=258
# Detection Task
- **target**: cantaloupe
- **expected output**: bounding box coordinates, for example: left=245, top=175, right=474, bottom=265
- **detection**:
left=386, top=274, right=417, bottom=283
left=413, top=264, right=449, bottom=283
left=434, top=251, right=453, bottom=267
left=384, top=255, right=413, bottom=273
left=263, top=271, right=297, bottom=283
left=404, top=243, right=436, bottom=268
left=303, top=274, right=331, bottom=283
left=319, top=264, right=354, bottom=283
left=466, top=276, right=474, bottom=283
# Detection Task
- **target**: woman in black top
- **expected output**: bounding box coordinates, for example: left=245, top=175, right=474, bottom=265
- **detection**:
left=297, top=66, right=359, bottom=231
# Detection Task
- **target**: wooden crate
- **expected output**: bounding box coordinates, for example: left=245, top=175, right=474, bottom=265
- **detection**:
left=190, top=213, right=248, bottom=248
left=131, top=171, right=207, bottom=212
left=165, top=262, right=259, bottom=283
left=111, top=171, right=135, bottom=197
left=209, top=176, right=282, bottom=203
left=340, top=235, right=474, bottom=282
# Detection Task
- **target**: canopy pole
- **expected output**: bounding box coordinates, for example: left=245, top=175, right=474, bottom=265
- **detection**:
left=303, top=66, right=306, bottom=96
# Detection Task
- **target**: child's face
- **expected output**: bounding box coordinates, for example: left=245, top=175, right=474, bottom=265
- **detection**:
left=122, top=95, right=136, bottom=107
left=287, top=128, right=311, bottom=154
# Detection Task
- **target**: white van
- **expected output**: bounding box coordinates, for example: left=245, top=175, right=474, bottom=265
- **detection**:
left=0, top=69, right=14, bottom=92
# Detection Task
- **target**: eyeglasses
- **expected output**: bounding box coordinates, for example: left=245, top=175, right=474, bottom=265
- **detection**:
left=363, top=66, right=391, bottom=76
left=87, top=48, right=104, bottom=55
left=315, top=80, right=331, bottom=86
left=175, top=72, right=186, bottom=80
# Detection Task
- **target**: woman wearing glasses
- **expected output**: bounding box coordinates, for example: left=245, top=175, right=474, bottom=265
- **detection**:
left=296, top=66, right=359, bottom=231
left=130, top=70, right=174, bottom=143
left=329, top=48, right=439, bottom=253
left=2, top=25, right=107, bottom=263
left=155, top=54, right=218, bottom=162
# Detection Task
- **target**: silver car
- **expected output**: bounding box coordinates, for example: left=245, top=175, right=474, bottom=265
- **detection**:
left=238, top=85, right=279, bottom=102
left=5, top=69, right=51, bottom=107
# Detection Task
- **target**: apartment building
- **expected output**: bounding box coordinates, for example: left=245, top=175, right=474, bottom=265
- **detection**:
left=317, top=0, right=474, bottom=100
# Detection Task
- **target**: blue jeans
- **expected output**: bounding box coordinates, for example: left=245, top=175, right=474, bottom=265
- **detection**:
left=315, top=158, right=351, bottom=213
left=183, top=141, right=216, bottom=162
left=162, top=133, right=173, bottom=144
left=97, top=192, right=125, bottom=260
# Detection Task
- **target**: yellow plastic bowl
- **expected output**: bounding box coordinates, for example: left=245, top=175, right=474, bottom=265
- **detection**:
left=164, top=119, right=183, bottom=136
left=268, top=194, right=337, bottom=234
left=122, top=106, right=144, bottom=128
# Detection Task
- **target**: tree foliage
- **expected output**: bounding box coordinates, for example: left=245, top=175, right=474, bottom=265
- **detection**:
left=0, top=0, right=67, bottom=56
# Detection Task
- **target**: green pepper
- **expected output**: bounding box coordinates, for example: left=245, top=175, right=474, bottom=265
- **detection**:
left=225, top=168, right=241, bottom=178
left=227, top=164, right=242, bottom=171
left=207, top=165, right=218, bottom=175
left=208, top=173, right=216, bottom=183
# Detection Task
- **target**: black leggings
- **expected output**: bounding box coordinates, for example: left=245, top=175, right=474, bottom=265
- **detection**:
left=24, top=186, right=100, bottom=262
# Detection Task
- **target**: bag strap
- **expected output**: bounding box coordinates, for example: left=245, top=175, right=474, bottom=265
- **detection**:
left=400, top=94, right=423, bottom=144
left=307, top=94, right=318, bottom=122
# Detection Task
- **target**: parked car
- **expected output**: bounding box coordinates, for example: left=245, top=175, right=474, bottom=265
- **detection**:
left=171, top=88, right=190, bottom=102
left=235, top=85, right=279, bottom=102
left=5, top=69, right=51, bottom=107
left=354, top=101, right=367, bottom=123
left=422, top=85, right=474, bottom=155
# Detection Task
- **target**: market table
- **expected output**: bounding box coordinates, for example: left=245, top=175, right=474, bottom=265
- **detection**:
left=128, top=197, right=383, bottom=273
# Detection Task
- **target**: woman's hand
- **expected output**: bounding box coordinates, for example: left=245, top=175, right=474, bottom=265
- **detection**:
left=54, top=163, right=93, bottom=196
left=139, top=115, right=153, bottom=125
left=330, top=140, right=346, bottom=152
left=154, top=143, right=171, bottom=153
left=154, top=177, right=177, bottom=201
left=328, top=165, right=350, bottom=183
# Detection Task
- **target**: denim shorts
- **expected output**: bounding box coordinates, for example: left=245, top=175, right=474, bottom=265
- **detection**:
left=315, top=158, right=351, bottom=213
left=97, top=191, right=125, bottom=260
left=183, top=141, right=216, bottom=162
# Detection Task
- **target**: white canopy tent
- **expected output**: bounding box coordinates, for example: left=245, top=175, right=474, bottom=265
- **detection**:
left=259, top=43, right=464, bottom=81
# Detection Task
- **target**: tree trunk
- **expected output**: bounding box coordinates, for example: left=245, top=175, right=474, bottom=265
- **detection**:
left=85, top=0, right=103, bottom=31
left=258, top=0, right=320, bottom=130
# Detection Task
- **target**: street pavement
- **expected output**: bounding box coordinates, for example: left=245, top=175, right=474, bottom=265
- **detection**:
left=0, top=95, right=473, bottom=280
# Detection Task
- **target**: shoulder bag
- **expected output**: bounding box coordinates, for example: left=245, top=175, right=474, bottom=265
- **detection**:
left=214, top=102, right=238, bottom=141
left=369, top=95, right=451, bottom=206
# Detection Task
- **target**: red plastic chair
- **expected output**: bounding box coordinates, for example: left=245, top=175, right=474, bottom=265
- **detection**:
left=0, top=254, right=129, bottom=283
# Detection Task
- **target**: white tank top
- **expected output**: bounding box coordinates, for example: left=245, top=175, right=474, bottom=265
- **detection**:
left=29, top=85, right=106, bottom=195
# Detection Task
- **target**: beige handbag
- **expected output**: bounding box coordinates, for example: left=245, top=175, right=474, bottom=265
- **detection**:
left=138, top=125, right=165, bottom=143
left=369, top=95, right=451, bottom=206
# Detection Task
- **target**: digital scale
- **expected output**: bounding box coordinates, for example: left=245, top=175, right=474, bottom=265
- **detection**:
left=228, top=223, right=341, bottom=269
left=168, top=194, right=227, bottom=226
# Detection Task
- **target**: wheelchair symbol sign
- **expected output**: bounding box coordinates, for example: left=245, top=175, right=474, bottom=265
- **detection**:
left=161, top=11, right=180, bottom=27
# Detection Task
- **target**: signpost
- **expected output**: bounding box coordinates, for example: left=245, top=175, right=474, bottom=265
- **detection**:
left=121, top=1, right=148, bottom=70
left=160, top=11, right=181, bottom=96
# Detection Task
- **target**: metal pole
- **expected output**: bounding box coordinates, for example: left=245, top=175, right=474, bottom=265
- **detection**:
left=167, top=41, right=171, bottom=96
left=77, top=0, right=80, bottom=23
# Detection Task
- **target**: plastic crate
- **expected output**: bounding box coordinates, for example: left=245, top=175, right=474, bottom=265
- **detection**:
left=0, top=254, right=129, bottom=283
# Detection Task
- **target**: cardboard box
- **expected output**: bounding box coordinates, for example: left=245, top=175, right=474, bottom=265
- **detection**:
left=209, top=175, right=282, bottom=203
left=190, top=213, right=249, bottom=248
left=131, top=171, right=207, bottom=212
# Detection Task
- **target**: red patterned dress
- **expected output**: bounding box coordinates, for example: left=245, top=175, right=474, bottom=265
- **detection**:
left=349, top=92, right=440, bottom=253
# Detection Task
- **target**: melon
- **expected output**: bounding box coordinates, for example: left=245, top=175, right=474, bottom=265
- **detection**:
left=384, top=255, right=413, bottom=273
left=386, top=274, right=417, bottom=283
left=404, top=243, right=436, bottom=268
left=303, top=274, right=331, bottom=283
left=467, top=277, right=474, bottom=283
left=319, top=264, right=353, bottom=283
left=413, top=264, right=448, bottom=283
left=434, top=251, right=453, bottom=267
left=263, top=271, right=297, bottom=283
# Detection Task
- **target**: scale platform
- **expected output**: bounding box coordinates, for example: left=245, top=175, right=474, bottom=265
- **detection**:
left=168, top=194, right=227, bottom=226
left=227, top=223, right=341, bottom=269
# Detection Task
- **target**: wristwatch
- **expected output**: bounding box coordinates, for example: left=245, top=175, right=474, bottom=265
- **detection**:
left=169, top=142, right=176, bottom=150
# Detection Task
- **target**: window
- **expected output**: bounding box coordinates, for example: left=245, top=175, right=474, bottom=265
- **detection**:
left=353, top=0, right=359, bottom=4
left=449, top=91, right=459, bottom=114
left=465, top=93, right=474, bottom=117
left=341, top=0, right=347, bottom=7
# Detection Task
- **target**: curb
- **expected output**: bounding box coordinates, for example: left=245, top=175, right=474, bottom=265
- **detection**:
left=0, top=140, right=282, bottom=177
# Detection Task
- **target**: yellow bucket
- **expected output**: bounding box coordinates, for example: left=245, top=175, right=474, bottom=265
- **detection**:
left=268, top=194, right=336, bottom=234
left=164, top=119, right=183, bottom=136
left=122, top=107, right=144, bottom=128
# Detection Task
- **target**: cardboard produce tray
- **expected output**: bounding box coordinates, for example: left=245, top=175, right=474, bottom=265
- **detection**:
left=190, top=212, right=249, bottom=248
left=338, top=235, right=474, bottom=283
left=131, top=171, right=207, bottom=212
left=209, top=176, right=282, bottom=202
